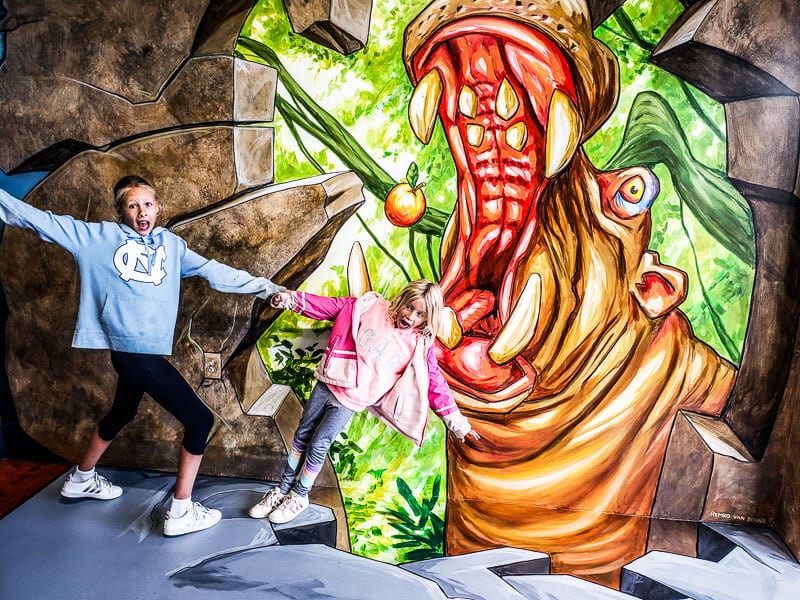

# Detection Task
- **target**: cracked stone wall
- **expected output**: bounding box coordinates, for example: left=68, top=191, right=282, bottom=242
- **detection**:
left=1, top=0, right=800, bottom=588
left=0, top=3, right=365, bottom=551
left=648, top=0, right=800, bottom=562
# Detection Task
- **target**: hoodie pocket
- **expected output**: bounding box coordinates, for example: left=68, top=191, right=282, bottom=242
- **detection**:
left=100, top=294, right=173, bottom=340
left=324, top=335, right=341, bottom=368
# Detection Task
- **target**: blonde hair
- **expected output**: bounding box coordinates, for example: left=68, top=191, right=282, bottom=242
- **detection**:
left=112, top=175, right=158, bottom=221
left=388, top=279, right=444, bottom=336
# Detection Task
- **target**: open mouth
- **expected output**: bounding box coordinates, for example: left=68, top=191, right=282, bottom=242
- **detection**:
left=406, top=16, right=583, bottom=410
left=136, top=220, right=151, bottom=232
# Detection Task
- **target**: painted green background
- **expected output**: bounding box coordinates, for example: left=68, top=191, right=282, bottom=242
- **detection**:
left=237, top=0, right=754, bottom=562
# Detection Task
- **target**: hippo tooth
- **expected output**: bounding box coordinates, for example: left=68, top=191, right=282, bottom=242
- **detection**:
left=496, top=78, right=520, bottom=121
left=347, top=241, right=372, bottom=296
left=488, top=273, right=542, bottom=365
left=440, top=212, right=457, bottom=272
left=545, top=89, right=583, bottom=178
left=409, top=69, right=443, bottom=145
left=459, top=85, right=478, bottom=118
left=437, top=306, right=463, bottom=349
left=466, top=123, right=485, bottom=147
left=506, top=122, right=528, bottom=151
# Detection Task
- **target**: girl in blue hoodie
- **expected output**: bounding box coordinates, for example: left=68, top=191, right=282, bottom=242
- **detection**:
left=0, top=176, right=284, bottom=536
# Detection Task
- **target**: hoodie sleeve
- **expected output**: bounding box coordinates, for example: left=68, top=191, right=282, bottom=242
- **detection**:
left=179, top=242, right=285, bottom=298
left=289, top=291, right=353, bottom=321
left=0, top=188, right=96, bottom=254
left=426, top=345, right=472, bottom=439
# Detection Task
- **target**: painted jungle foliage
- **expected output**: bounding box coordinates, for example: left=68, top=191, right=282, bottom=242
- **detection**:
left=237, top=0, right=754, bottom=584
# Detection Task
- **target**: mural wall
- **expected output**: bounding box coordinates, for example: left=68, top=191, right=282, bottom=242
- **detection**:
left=1, top=0, right=799, bottom=592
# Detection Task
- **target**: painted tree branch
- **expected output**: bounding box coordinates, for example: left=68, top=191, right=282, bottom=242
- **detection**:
left=237, top=35, right=448, bottom=283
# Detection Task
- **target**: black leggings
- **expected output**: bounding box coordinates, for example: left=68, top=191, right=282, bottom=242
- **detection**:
left=97, top=351, right=214, bottom=455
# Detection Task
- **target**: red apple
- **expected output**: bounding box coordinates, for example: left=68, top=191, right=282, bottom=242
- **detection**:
left=385, top=182, right=426, bottom=227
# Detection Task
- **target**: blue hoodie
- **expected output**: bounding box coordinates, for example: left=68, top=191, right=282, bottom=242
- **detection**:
left=0, top=188, right=284, bottom=355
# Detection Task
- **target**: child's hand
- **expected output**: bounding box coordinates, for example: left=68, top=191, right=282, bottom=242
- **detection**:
left=270, top=291, right=295, bottom=310
left=460, top=429, right=481, bottom=443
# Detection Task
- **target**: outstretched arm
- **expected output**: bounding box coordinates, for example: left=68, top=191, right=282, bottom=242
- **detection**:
left=0, top=188, right=95, bottom=254
left=426, top=346, right=478, bottom=442
left=271, top=289, right=352, bottom=322
left=179, top=245, right=285, bottom=298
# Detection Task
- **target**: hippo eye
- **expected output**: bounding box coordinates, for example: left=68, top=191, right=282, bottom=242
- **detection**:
left=612, top=173, right=658, bottom=218
left=621, top=176, right=644, bottom=202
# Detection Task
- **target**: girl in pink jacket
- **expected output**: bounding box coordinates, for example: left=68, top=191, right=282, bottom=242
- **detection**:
left=249, top=279, right=477, bottom=524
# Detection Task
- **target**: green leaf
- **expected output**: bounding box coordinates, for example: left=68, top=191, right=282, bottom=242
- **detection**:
left=397, top=477, right=423, bottom=516
left=430, top=514, right=444, bottom=538
left=385, top=508, right=416, bottom=527
left=425, top=474, right=441, bottom=508
left=605, top=91, right=754, bottom=267
left=403, top=548, right=442, bottom=562
left=392, top=541, right=422, bottom=548
left=406, top=162, right=420, bottom=188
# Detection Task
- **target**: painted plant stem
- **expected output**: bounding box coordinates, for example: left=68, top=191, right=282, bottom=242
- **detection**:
left=408, top=230, right=426, bottom=280
left=611, top=8, right=654, bottom=51
left=276, top=95, right=327, bottom=174
left=426, top=234, right=439, bottom=280
left=679, top=80, right=725, bottom=141
left=238, top=37, right=394, bottom=197
left=356, top=213, right=412, bottom=282
left=608, top=8, right=724, bottom=143
left=237, top=36, right=447, bottom=276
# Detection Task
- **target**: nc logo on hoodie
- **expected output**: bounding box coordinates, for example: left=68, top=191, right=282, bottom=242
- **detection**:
left=113, top=240, right=167, bottom=285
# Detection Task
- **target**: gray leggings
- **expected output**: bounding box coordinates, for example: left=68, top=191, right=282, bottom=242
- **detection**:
left=280, top=382, right=354, bottom=496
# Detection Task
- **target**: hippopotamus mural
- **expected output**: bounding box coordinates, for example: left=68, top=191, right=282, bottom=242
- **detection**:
left=400, top=0, right=736, bottom=585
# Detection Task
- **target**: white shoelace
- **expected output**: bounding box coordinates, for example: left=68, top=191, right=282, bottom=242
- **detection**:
left=259, top=489, right=282, bottom=506
left=280, top=494, right=304, bottom=513
left=186, top=502, right=215, bottom=524
left=81, top=473, right=112, bottom=493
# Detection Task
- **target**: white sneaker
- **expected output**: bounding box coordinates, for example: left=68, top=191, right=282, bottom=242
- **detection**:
left=268, top=490, right=309, bottom=524
left=248, top=487, right=286, bottom=519
left=163, top=501, right=222, bottom=537
left=60, top=471, right=123, bottom=500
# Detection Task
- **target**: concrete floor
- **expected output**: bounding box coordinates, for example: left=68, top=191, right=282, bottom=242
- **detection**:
left=1, top=466, right=799, bottom=599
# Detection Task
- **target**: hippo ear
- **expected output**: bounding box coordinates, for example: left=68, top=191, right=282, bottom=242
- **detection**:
left=632, top=251, right=688, bottom=319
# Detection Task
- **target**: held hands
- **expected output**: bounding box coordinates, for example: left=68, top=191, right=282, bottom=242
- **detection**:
left=270, top=291, right=296, bottom=310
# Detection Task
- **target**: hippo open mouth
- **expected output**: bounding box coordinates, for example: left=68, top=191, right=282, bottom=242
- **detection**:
left=405, top=13, right=586, bottom=410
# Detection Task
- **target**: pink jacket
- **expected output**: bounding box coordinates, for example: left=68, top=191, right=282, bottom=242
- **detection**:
left=289, top=291, right=471, bottom=445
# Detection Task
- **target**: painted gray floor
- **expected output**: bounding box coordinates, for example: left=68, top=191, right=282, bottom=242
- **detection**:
left=621, top=523, right=800, bottom=600
left=1, top=467, right=799, bottom=599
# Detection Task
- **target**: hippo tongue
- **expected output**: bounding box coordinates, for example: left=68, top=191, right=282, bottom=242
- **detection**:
left=409, top=19, right=577, bottom=402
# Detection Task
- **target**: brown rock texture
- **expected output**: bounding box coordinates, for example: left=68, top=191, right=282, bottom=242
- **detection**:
left=0, top=4, right=364, bottom=553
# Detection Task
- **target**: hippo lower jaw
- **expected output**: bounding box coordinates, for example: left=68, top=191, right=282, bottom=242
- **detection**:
left=404, top=17, right=584, bottom=409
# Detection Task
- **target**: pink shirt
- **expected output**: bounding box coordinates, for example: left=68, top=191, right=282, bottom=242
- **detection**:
left=327, top=297, right=418, bottom=411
